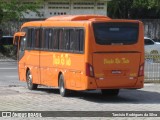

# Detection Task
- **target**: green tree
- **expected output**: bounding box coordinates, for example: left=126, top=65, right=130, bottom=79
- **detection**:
left=108, top=0, right=160, bottom=19
left=108, top=0, right=133, bottom=19
left=0, top=0, right=43, bottom=23
left=131, top=0, right=160, bottom=18
left=132, top=0, right=160, bottom=9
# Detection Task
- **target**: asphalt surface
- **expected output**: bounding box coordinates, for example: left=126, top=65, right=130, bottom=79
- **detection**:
left=0, top=62, right=25, bottom=87
left=0, top=62, right=160, bottom=120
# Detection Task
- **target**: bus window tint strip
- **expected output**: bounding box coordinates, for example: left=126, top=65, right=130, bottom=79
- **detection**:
left=93, top=22, right=139, bottom=45
left=26, top=27, right=84, bottom=53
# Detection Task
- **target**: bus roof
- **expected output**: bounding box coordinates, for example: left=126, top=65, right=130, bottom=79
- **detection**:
left=21, top=15, right=111, bottom=28
left=45, top=15, right=111, bottom=21
left=21, top=15, right=141, bottom=29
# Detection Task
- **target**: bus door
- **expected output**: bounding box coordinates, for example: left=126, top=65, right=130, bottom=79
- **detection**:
left=13, top=32, right=26, bottom=81
left=39, top=28, right=54, bottom=86
left=26, top=28, right=41, bottom=84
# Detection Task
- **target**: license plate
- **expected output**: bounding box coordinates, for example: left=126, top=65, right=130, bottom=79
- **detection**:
left=112, top=70, right=122, bottom=74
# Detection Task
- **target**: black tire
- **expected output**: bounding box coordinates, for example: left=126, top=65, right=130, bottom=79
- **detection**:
left=59, top=74, right=70, bottom=97
left=101, top=89, right=119, bottom=96
left=26, top=70, right=38, bottom=90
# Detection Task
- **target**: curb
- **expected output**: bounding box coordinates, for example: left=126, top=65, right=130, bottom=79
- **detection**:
left=0, top=59, right=16, bottom=62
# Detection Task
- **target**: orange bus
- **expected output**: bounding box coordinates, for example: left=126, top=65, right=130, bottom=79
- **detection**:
left=14, top=15, right=144, bottom=97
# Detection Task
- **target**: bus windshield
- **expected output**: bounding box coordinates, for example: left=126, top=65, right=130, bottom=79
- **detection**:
left=93, top=22, right=139, bottom=45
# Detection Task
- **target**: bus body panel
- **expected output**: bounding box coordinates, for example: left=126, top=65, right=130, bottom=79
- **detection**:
left=51, top=53, right=85, bottom=90
left=25, top=51, right=41, bottom=84
left=87, top=20, right=144, bottom=90
left=93, top=53, right=141, bottom=88
left=39, top=51, right=55, bottom=86
left=18, top=55, right=26, bottom=82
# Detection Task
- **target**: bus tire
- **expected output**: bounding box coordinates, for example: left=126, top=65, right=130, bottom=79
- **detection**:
left=26, top=70, right=38, bottom=90
left=59, top=74, right=70, bottom=97
left=101, top=89, right=119, bottom=96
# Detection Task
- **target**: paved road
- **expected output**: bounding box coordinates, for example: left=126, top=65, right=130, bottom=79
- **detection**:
left=0, top=62, right=160, bottom=120
left=0, top=62, right=25, bottom=87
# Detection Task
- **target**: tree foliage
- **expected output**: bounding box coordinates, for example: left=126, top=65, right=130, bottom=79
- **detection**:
left=132, top=0, right=160, bottom=9
left=0, top=0, right=43, bottom=23
left=108, top=0, right=160, bottom=19
left=108, top=0, right=133, bottom=18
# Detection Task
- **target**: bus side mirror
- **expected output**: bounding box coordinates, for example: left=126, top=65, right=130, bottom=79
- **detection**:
left=13, top=32, right=26, bottom=45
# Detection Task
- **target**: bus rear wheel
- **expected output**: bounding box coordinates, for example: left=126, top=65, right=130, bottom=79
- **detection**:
left=59, top=74, right=70, bottom=97
left=26, top=70, right=38, bottom=90
left=101, top=89, right=119, bottom=96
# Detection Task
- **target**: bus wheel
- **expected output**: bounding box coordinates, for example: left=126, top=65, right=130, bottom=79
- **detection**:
left=59, top=74, right=70, bottom=97
left=101, top=89, right=119, bottom=96
left=26, top=70, right=38, bottom=90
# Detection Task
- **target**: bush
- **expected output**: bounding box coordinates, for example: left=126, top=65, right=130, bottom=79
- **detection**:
left=0, top=45, right=17, bottom=59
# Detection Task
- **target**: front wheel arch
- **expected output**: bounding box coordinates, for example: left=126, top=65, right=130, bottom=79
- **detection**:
left=58, top=72, right=63, bottom=87
left=58, top=73, right=70, bottom=97
left=26, top=68, right=30, bottom=81
left=26, top=69, right=38, bottom=90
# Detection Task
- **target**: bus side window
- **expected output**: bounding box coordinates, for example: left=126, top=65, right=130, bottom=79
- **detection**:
left=27, top=29, right=31, bottom=48
left=49, top=29, right=53, bottom=50
left=53, top=29, right=59, bottom=50
left=31, top=29, right=35, bottom=49
left=41, top=28, right=45, bottom=49
left=70, top=28, right=84, bottom=53
left=79, top=29, right=84, bottom=52
left=21, top=27, right=28, bottom=49
left=44, top=28, right=49, bottom=49
left=65, top=29, right=70, bottom=51
left=20, top=36, right=26, bottom=51
left=27, top=28, right=35, bottom=49
left=70, top=29, right=76, bottom=52
left=59, top=29, right=64, bottom=51
left=74, top=29, right=80, bottom=52
left=35, top=28, right=40, bottom=49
